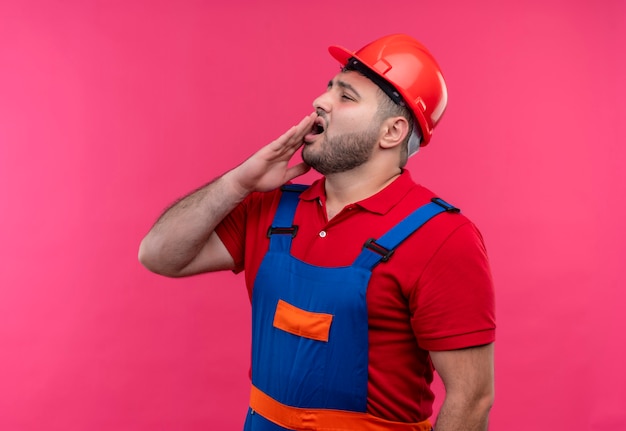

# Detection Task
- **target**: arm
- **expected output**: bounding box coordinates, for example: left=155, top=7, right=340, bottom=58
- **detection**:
left=430, top=343, right=495, bottom=431
left=138, top=113, right=317, bottom=277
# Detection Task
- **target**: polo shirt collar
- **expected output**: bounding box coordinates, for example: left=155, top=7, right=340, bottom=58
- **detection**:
left=298, top=170, right=416, bottom=215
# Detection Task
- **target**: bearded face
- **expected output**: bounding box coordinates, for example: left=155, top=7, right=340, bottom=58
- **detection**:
left=302, top=115, right=382, bottom=176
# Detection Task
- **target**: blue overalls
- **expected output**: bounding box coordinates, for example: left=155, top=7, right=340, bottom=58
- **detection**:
left=243, top=185, right=458, bottom=431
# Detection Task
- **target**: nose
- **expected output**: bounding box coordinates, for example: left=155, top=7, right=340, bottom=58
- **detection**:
left=312, top=90, right=332, bottom=113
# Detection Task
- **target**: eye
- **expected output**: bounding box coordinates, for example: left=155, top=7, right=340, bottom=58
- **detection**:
left=341, top=93, right=355, bottom=101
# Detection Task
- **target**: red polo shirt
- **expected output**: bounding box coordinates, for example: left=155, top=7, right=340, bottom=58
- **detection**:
left=215, top=170, right=495, bottom=423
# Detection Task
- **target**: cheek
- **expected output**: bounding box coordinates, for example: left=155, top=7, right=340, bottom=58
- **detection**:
left=346, top=106, right=379, bottom=127
left=329, top=113, right=363, bottom=135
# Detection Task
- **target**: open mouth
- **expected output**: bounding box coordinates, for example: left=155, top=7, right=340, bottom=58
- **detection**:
left=311, top=117, right=325, bottom=135
left=305, top=117, right=326, bottom=143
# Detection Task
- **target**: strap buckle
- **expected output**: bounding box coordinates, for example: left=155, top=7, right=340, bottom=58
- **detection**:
left=363, top=238, right=394, bottom=262
left=266, top=226, right=299, bottom=238
left=431, top=197, right=460, bottom=213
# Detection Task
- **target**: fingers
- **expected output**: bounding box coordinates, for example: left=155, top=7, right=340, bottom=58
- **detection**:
left=270, top=112, right=317, bottom=153
left=285, top=162, right=311, bottom=182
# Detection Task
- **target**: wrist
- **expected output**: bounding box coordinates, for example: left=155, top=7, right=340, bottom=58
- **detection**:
left=222, top=168, right=255, bottom=201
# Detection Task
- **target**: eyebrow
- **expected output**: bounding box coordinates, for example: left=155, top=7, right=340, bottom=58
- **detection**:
left=328, top=79, right=362, bottom=100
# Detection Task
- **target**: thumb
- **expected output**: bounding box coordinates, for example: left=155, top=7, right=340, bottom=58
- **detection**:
left=285, top=162, right=311, bottom=182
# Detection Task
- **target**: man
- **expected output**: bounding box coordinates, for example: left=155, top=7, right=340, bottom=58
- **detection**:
left=139, top=34, right=495, bottom=431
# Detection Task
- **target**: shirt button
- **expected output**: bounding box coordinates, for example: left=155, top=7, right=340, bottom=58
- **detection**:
left=319, top=231, right=327, bottom=238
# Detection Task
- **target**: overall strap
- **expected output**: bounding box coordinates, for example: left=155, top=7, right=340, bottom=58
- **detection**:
left=267, top=184, right=308, bottom=252
left=353, top=198, right=460, bottom=270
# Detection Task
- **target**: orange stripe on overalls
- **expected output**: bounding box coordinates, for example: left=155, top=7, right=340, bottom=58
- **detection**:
left=250, top=385, right=432, bottom=431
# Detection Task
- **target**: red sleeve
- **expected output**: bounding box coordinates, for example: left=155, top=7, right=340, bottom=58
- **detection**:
left=214, top=198, right=249, bottom=274
left=411, top=221, right=496, bottom=351
left=214, top=189, right=282, bottom=275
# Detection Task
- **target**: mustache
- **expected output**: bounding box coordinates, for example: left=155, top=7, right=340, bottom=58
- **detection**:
left=315, top=108, right=328, bottom=121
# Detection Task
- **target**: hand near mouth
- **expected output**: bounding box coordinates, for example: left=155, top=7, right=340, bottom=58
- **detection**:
left=229, top=112, right=318, bottom=195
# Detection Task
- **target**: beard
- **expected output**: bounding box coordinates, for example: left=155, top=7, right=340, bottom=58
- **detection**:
left=302, top=126, right=379, bottom=176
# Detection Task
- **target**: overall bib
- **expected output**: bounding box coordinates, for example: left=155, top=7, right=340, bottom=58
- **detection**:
left=243, top=185, right=458, bottom=431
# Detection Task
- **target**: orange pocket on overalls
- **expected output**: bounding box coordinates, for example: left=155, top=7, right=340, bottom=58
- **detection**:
left=272, top=299, right=333, bottom=342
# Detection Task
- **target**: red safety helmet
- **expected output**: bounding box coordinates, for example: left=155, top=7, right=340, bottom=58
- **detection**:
left=329, top=34, right=447, bottom=146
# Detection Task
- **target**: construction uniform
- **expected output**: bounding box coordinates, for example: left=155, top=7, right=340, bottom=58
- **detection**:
left=216, top=171, right=495, bottom=430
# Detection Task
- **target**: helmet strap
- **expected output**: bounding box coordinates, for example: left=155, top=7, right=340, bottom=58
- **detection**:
left=346, top=58, right=406, bottom=107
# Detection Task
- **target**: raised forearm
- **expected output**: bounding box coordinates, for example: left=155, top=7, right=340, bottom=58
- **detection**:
left=138, top=113, right=317, bottom=277
left=138, top=169, right=249, bottom=276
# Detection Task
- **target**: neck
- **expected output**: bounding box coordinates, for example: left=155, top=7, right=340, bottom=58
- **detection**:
left=323, top=165, right=402, bottom=219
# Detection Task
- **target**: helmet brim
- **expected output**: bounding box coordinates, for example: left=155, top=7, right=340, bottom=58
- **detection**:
left=328, top=45, right=354, bottom=66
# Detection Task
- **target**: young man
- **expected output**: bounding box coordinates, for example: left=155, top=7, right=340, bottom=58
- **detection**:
left=139, top=34, right=495, bottom=431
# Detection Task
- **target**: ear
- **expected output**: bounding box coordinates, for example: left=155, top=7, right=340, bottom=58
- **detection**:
left=379, top=116, right=409, bottom=150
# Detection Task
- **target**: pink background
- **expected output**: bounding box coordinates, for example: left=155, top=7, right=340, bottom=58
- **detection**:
left=1, top=0, right=625, bottom=429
